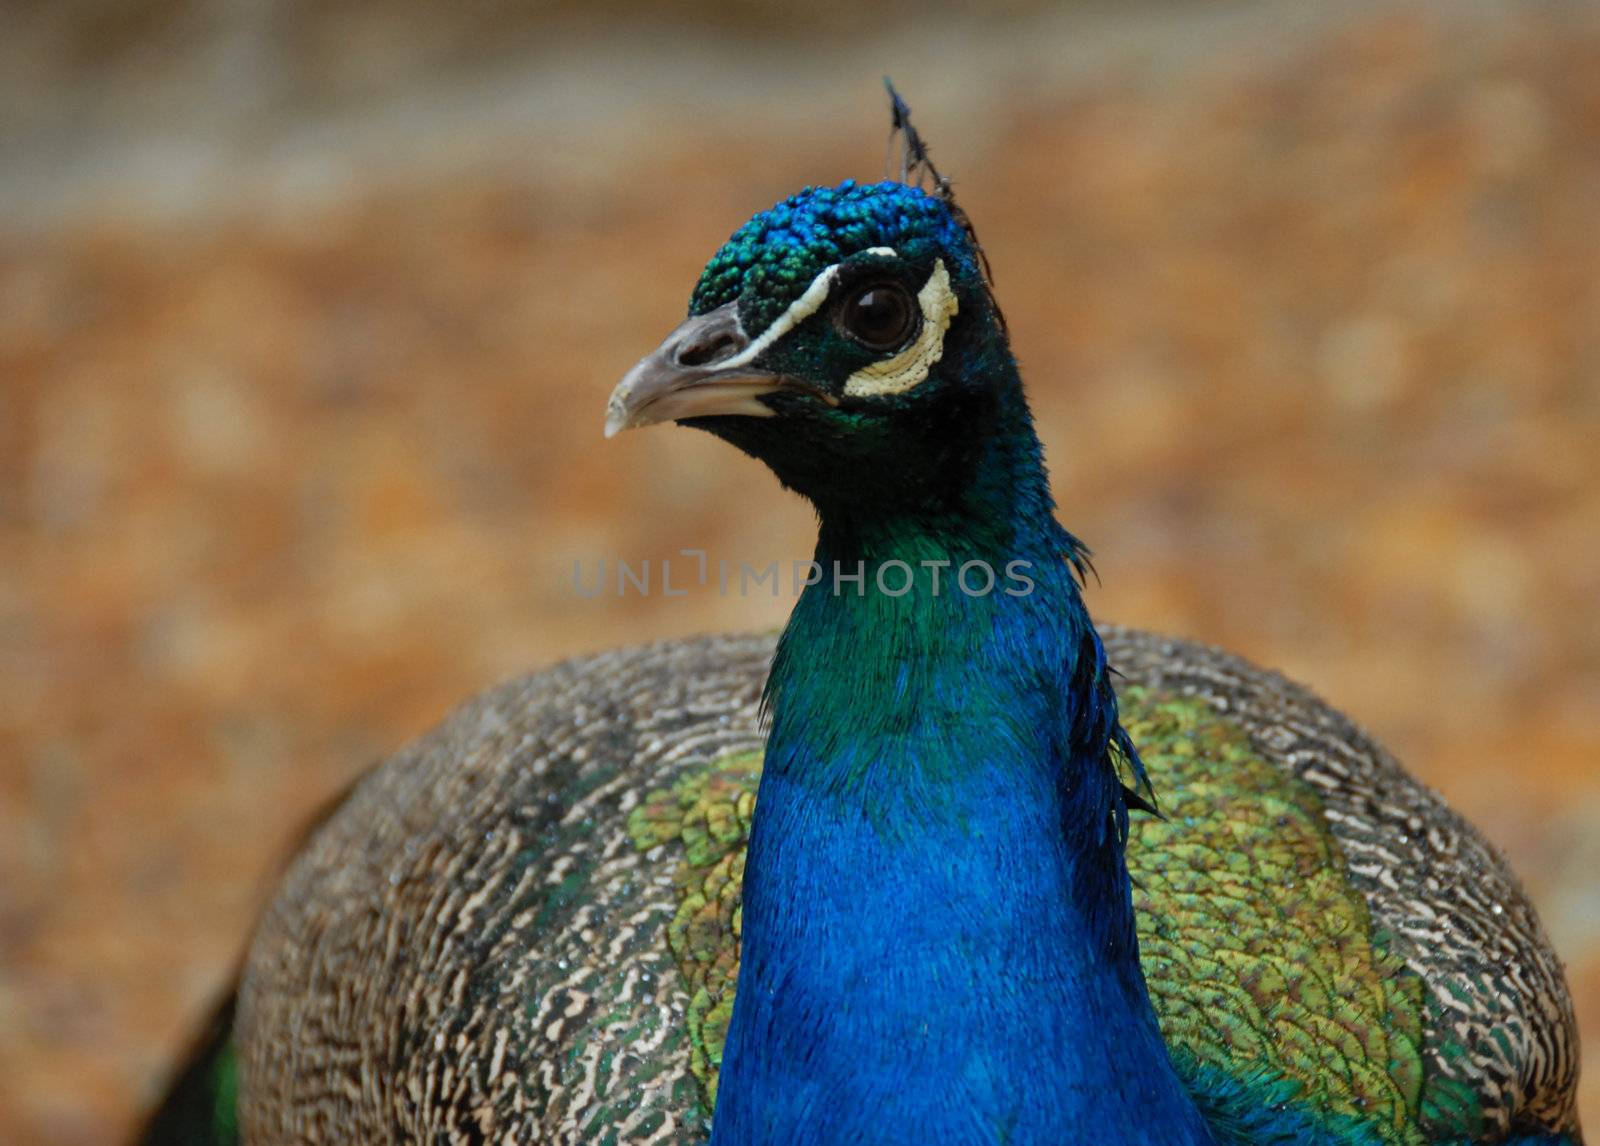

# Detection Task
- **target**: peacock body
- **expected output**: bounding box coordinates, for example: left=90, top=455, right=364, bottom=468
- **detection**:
left=144, top=103, right=1580, bottom=1146
left=225, top=631, right=1577, bottom=1145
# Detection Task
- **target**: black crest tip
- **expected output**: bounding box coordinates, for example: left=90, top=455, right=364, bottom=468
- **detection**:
left=881, top=77, right=998, bottom=294
left=883, top=76, right=951, bottom=199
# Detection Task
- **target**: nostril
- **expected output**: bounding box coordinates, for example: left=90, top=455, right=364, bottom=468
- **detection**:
left=675, top=330, right=742, bottom=368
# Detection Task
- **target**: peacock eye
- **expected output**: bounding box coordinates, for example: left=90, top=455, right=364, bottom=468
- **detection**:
left=837, top=282, right=918, bottom=352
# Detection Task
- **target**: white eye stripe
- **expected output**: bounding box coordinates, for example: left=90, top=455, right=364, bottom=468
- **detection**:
left=717, top=247, right=900, bottom=370
left=842, top=259, right=959, bottom=398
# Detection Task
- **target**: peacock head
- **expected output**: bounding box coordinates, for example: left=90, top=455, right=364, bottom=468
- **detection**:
left=605, top=114, right=1027, bottom=515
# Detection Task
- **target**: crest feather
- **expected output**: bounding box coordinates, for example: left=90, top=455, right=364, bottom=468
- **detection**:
left=883, top=78, right=1000, bottom=307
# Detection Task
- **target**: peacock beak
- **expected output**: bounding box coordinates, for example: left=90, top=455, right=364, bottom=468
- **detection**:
left=605, top=303, right=784, bottom=438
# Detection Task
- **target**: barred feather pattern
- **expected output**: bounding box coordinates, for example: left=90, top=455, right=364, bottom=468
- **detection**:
left=239, top=635, right=773, bottom=1144
left=1105, top=631, right=1580, bottom=1139
left=236, top=629, right=1578, bottom=1143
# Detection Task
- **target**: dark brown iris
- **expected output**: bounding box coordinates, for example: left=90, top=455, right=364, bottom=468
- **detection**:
left=838, top=283, right=917, bottom=351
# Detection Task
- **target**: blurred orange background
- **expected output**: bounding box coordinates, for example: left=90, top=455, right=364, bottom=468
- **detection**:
left=2, top=1, right=1598, bottom=1141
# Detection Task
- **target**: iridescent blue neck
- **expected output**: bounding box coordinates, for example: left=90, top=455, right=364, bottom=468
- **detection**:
left=711, top=376, right=1212, bottom=1144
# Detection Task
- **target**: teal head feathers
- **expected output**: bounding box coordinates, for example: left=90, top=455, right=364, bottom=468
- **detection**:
left=605, top=164, right=1027, bottom=520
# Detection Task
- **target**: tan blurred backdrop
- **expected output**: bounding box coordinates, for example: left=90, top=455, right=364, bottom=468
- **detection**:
left=2, top=0, right=1598, bottom=1141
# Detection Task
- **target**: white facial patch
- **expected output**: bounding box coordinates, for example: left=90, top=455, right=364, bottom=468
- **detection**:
left=842, top=259, right=959, bottom=398
left=716, top=247, right=902, bottom=371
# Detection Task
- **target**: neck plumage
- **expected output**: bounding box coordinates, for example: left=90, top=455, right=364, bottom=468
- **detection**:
left=711, top=377, right=1212, bottom=1144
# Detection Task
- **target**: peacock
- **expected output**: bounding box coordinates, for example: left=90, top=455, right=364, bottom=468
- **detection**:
left=142, top=91, right=1581, bottom=1145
